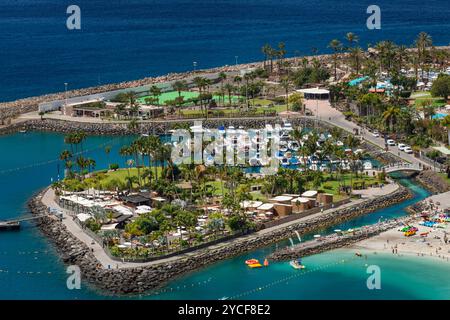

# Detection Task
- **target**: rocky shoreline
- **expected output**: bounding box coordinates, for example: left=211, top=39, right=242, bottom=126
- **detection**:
left=28, top=184, right=412, bottom=295
left=415, top=170, right=450, bottom=194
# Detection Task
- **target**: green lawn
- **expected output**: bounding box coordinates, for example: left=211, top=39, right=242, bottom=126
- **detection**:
left=319, top=173, right=382, bottom=197
left=249, top=98, right=274, bottom=106
left=414, top=97, right=447, bottom=108
left=137, top=91, right=241, bottom=106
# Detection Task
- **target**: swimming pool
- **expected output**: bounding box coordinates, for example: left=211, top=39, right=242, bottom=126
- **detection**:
left=432, top=113, right=447, bottom=120
left=348, top=76, right=369, bottom=86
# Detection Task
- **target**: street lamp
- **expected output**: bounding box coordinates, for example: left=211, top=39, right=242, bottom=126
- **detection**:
left=193, top=61, right=197, bottom=72
left=64, top=82, right=68, bottom=114
left=235, top=56, right=238, bottom=66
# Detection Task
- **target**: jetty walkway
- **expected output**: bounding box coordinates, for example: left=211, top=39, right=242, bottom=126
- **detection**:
left=267, top=218, right=406, bottom=261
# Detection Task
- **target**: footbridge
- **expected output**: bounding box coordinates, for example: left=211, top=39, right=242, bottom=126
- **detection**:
left=381, top=163, right=423, bottom=174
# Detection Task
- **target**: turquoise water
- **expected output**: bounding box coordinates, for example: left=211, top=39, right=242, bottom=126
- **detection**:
left=0, top=132, right=448, bottom=299
left=148, top=175, right=450, bottom=300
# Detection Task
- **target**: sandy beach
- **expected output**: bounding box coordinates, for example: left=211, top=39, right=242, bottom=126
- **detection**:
left=352, top=213, right=450, bottom=263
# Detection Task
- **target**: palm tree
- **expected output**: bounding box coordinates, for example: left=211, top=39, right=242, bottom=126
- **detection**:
left=114, top=103, right=126, bottom=119
left=415, top=32, right=433, bottom=80
left=149, top=86, right=162, bottom=105
left=59, top=150, right=73, bottom=176
left=193, top=76, right=207, bottom=115
left=218, top=72, right=227, bottom=106
left=173, top=80, right=188, bottom=99
left=375, top=41, right=397, bottom=75
left=328, top=39, right=343, bottom=80
left=277, top=42, right=287, bottom=74
left=345, top=32, right=359, bottom=48
left=223, top=83, right=235, bottom=106
left=280, top=77, right=291, bottom=111
left=350, top=47, right=364, bottom=74
left=382, top=106, right=401, bottom=131
left=125, top=91, right=137, bottom=107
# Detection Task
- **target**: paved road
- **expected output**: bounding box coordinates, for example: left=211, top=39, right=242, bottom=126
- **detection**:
left=305, top=100, right=435, bottom=170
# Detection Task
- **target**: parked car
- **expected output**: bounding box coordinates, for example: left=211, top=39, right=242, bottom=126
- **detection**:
left=387, top=139, right=396, bottom=146
left=372, top=131, right=380, bottom=137
left=398, top=143, right=406, bottom=151
left=404, top=146, right=413, bottom=154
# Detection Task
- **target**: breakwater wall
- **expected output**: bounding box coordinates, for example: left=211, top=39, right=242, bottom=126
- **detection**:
left=415, top=170, right=450, bottom=194
left=267, top=219, right=403, bottom=261
left=1, top=117, right=325, bottom=136
left=28, top=184, right=412, bottom=295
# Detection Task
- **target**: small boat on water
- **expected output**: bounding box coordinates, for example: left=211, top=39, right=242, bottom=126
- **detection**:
left=263, top=259, right=269, bottom=267
left=245, top=259, right=259, bottom=265
left=0, top=221, right=20, bottom=231
left=246, top=258, right=262, bottom=268
left=290, top=259, right=305, bottom=270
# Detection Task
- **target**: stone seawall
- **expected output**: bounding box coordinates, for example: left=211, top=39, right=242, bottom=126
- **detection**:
left=28, top=185, right=412, bottom=295
left=415, top=170, right=450, bottom=194
left=1, top=117, right=324, bottom=136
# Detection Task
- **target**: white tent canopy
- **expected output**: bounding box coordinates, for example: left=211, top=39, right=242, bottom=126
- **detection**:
left=77, top=213, right=92, bottom=223
left=135, top=205, right=152, bottom=215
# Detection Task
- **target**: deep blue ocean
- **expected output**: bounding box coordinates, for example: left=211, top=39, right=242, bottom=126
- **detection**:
left=0, top=0, right=449, bottom=102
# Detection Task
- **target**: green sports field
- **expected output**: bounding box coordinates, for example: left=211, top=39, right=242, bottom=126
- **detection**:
left=137, top=90, right=241, bottom=106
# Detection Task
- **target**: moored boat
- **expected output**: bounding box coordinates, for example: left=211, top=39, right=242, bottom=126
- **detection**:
left=290, top=259, right=305, bottom=269
left=245, top=259, right=259, bottom=265
left=0, top=221, right=20, bottom=231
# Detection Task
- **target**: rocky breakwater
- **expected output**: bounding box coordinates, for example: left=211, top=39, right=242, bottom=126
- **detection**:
left=415, top=170, right=450, bottom=194
left=268, top=219, right=403, bottom=261
left=361, top=141, right=402, bottom=165
left=28, top=184, right=411, bottom=295
left=9, top=117, right=322, bottom=136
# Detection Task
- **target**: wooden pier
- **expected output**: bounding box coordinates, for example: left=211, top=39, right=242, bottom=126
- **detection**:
left=0, top=214, right=48, bottom=231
